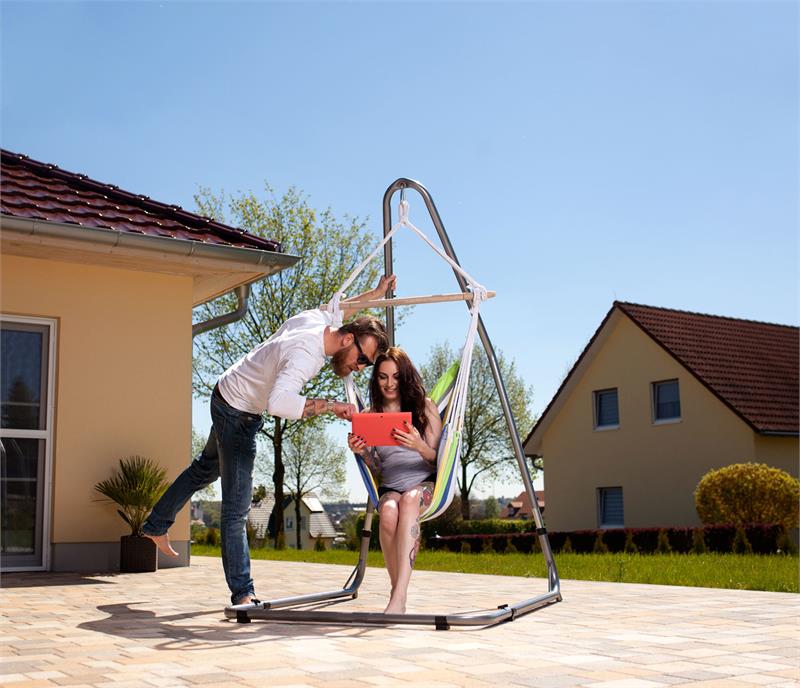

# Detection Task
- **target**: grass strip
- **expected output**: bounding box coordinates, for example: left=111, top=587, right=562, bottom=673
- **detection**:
left=191, top=545, right=798, bottom=593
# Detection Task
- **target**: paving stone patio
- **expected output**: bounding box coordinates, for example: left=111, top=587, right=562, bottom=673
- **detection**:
left=1, top=555, right=798, bottom=687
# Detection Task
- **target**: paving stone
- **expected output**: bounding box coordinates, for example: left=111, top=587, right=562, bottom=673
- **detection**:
left=0, top=557, right=797, bottom=688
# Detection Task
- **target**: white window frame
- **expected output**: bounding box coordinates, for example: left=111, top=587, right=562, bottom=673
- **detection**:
left=0, top=315, right=57, bottom=572
left=652, top=379, right=682, bottom=425
left=593, top=388, right=620, bottom=431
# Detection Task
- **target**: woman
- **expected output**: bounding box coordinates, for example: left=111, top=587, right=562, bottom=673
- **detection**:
left=348, top=347, right=443, bottom=614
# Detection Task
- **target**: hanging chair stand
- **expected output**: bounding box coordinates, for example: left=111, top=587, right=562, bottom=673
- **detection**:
left=225, top=178, right=561, bottom=629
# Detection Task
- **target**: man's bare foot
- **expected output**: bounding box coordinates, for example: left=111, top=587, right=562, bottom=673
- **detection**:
left=144, top=533, right=178, bottom=557
left=234, top=595, right=256, bottom=606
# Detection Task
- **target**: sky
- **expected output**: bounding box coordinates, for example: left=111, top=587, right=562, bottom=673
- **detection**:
left=3, top=1, right=797, bottom=501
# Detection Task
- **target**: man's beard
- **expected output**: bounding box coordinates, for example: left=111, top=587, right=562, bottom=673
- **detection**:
left=331, top=344, right=354, bottom=377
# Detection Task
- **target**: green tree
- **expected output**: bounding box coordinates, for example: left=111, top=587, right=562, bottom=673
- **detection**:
left=192, top=184, right=382, bottom=546
left=420, top=342, right=535, bottom=519
left=483, top=496, right=500, bottom=519
left=274, top=422, right=347, bottom=549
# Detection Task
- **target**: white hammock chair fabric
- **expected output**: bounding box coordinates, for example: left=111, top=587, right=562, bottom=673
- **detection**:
left=327, top=200, right=488, bottom=522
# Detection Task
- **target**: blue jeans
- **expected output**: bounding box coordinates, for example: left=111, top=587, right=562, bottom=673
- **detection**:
left=143, top=389, right=264, bottom=604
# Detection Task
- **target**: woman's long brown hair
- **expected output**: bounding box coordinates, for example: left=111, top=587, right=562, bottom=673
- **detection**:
left=368, top=347, right=428, bottom=436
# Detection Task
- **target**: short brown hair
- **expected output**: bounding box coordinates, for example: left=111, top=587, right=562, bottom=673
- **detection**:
left=339, top=316, right=389, bottom=355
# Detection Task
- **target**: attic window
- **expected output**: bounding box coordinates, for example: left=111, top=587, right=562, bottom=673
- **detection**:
left=653, top=380, right=681, bottom=422
left=594, top=388, right=619, bottom=429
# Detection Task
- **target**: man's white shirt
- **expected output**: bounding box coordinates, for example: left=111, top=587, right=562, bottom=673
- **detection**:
left=216, top=309, right=335, bottom=419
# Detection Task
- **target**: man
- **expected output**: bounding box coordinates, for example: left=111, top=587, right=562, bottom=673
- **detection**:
left=142, top=275, right=395, bottom=605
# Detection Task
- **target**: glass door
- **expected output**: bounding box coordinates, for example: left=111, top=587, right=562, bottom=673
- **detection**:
left=1, top=318, right=55, bottom=570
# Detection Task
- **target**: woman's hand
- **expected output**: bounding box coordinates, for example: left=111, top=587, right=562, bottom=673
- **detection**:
left=392, top=421, right=434, bottom=460
left=347, top=432, right=368, bottom=455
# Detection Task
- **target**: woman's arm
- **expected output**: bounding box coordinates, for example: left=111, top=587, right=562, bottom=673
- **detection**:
left=391, top=398, right=442, bottom=463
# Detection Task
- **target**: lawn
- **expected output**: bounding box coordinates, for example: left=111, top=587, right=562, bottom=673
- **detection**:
left=190, top=545, right=798, bottom=593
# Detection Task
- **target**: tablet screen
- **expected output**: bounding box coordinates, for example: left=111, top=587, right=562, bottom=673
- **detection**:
left=351, top=412, right=412, bottom=447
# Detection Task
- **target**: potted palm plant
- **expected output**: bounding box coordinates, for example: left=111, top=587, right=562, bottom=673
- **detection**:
left=94, top=455, right=170, bottom=573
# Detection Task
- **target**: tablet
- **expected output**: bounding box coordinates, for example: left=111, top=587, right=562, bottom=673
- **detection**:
left=351, top=412, right=412, bottom=447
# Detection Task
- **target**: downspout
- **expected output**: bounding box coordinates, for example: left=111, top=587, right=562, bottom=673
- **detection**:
left=192, top=284, right=251, bottom=337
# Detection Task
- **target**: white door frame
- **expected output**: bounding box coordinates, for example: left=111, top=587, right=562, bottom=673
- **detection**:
left=0, top=314, right=57, bottom=571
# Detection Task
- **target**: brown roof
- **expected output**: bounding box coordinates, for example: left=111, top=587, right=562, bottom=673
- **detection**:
left=0, top=149, right=281, bottom=252
left=616, top=302, right=798, bottom=435
left=527, top=302, right=798, bottom=446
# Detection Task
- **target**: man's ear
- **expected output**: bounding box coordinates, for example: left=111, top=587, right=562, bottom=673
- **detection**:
left=341, top=333, right=353, bottom=348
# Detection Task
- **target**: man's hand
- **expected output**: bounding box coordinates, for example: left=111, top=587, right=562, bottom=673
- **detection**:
left=375, top=273, right=396, bottom=297
left=333, top=402, right=356, bottom=420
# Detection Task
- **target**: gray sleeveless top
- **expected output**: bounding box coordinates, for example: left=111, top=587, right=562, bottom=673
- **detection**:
left=375, top=444, right=435, bottom=493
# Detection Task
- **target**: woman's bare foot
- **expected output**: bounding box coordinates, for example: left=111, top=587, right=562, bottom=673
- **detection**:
left=143, top=533, right=178, bottom=557
left=383, top=599, right=406, bottom=614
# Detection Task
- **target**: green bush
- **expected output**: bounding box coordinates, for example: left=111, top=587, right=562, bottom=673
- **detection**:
left=504, top=538, right=518, bottom=554
left=561, top=536, right=573, bottom=554
left=204, top=527, right=219, bottom=546
left=460, top=541, right=472, bottom=554
left=314, top=535, right=327, bottom=552
left=656, top=529, right=672, bottom=554
left=691, top=528, right=707, bottom=554
left=695, top=463, right=800, bottom=528
left=776, top=528, right=797, bottom=555
left=623, top=531, right=639, bottom=554
left=593, top=531, right=609, bottom=554
left=733, top=527, right=753, bottom=554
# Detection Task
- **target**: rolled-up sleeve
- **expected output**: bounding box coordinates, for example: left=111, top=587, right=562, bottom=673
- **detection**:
left=266, top=353, right=317, bottom=420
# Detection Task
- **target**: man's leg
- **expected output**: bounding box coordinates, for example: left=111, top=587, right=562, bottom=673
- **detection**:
left=142, top=425, right=220, bottom=557
left=215, top=399, right=263, bottom=605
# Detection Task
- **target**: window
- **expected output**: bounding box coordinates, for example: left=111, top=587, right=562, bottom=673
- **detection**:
left=285, top=517, right=293, bottom=530
left=1, top=317, right=56, bottom=571
left=593, top=388, right=619, bottom=428
left=653, top=380, right=681, bottom=422
left=598, top=487, right=624, bottom=528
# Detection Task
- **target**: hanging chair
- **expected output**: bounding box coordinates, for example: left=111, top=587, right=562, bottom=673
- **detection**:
left=327, top=198, right=488, bottom=521
left=225, top=179, right=561, bottom=630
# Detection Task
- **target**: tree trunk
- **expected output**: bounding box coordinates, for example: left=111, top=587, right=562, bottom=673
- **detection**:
left=272, top=417, right=285, bottom=549
left=460, top=463, right=471, bottom=520
left=295, top=497, right=303, bottom=550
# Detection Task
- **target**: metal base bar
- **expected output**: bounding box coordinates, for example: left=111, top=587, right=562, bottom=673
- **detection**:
left=225, top=590, right=561, bottom=629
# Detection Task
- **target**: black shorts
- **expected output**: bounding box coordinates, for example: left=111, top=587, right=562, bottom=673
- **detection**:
left=378, top=473, right=436, bottom=498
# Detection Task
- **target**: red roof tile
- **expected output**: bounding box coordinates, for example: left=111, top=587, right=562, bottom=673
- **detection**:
left=0, top=149, right=282, bottom=252
left=616, top=302, right=798, bottom=434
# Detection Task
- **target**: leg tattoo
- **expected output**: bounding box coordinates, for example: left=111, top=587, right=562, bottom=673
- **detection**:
left=408, top=523, right=420, bottom=568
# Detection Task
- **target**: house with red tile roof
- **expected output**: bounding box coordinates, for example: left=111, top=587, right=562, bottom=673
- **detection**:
left=0, top=150, right=297, bottom=572
left=524, top=302, right=798, bottom=532
left=499, top=490, right=545, bottom=520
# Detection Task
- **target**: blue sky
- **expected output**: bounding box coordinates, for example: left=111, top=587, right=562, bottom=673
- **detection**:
left=3, top=1, right=797, bottom=500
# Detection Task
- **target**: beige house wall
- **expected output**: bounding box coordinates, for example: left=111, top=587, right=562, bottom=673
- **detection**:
left=539, top=314, right=774, bottom=532
left=752, top=436, right=799, bottom=478
left=1, top=254, right=193, bottom=563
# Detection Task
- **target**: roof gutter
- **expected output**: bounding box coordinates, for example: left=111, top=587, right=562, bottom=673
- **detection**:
left=192, top=283, right=250, bottom=337
left=0, top=214, right=299, bottom=277
left=2, top=214, right=299, bottom=336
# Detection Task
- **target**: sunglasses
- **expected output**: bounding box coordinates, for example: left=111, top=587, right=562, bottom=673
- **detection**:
left=352, top=337, right=374, bottom=367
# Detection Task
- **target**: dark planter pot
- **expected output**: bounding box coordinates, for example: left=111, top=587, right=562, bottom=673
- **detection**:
left=120, top=534, right=158, bottom=573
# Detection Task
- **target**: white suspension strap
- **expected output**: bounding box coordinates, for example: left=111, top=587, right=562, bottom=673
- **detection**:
left=327, top=198, right=489, bottom=320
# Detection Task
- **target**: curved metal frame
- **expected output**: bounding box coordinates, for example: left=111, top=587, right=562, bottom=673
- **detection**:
left=226, top=179, right=561, bottom=629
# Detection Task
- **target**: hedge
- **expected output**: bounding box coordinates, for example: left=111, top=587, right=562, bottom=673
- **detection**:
left=426, top=524, right=794, bottom=555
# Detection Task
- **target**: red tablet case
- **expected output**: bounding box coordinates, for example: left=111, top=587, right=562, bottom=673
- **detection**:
left=351, top=412, right=412, bottom=447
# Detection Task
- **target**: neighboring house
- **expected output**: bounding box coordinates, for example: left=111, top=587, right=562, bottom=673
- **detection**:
left=0, top=150, right=297, bottom=572
left=524, top=302, right=798, bottom=532
left=267, top=494, right=337, bottom=550
left=247, top=496, right=276, bottom=545
left=500, top=490, right=544, bottom=520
